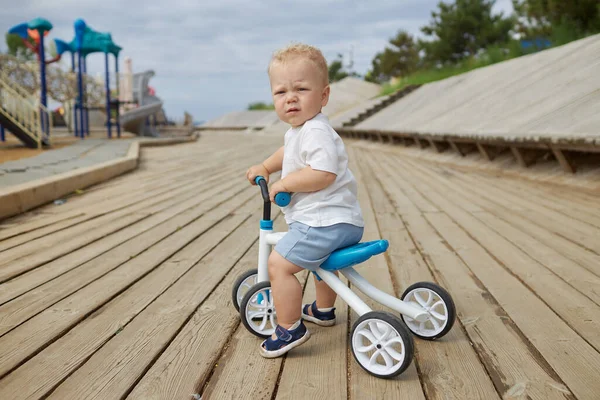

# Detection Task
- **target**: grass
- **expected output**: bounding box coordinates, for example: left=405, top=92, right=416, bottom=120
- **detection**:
left=380, top=42, right=528, bottom=96
left=379, top=26, right=595, bottom=97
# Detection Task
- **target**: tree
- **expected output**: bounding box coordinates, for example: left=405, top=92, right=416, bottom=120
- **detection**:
left=419, top=0, right=514, bottom=64
left=366, top=30, right=419, bottom=83
left=247, top=102, right=274, bottom=110
left=5, top=33, right=36, bottom=61
left=328, top=54, right=349, bottom=83
left=512, top=0, right=600, bottom=38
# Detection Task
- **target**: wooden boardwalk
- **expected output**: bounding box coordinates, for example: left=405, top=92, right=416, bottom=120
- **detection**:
left=0, top=132, right=599, bottom=399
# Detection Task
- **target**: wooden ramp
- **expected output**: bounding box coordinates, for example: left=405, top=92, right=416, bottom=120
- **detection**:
left=0, top=132, right=599, bottom=399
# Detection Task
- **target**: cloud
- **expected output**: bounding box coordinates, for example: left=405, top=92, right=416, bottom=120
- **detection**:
left=1, top=0, right=512, bottom=123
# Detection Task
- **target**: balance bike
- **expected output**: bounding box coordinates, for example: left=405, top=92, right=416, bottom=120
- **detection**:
left=231, top=176, right=456, bottom=378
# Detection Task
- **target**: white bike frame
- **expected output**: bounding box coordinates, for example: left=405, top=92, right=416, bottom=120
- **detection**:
left=257, top=226, right=429, bottom=322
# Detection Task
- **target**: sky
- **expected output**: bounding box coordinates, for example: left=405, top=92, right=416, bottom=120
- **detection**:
left=0, top=0, right=513, bottom=124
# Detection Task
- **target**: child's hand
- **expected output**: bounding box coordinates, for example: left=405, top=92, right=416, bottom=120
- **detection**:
left=246, top=164, right=270, bottom=185
left=269, top=180, right=288, bottom=202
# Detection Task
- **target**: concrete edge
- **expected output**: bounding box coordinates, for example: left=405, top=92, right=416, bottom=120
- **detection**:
left=137, top=131, right=200, bottom=147
left=0, top=133, right=200, bottom=221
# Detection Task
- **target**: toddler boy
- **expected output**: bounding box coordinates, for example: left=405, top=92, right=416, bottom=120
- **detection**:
left=246, top=43, right=364, bottom=358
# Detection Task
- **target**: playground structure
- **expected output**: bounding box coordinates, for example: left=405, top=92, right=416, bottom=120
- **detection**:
left=0, top=18, right=54, bottom=148
left=120, top=66, right=164, bottom=137
left=53, top=18, right=122, bottom=139
left=1, top=18, right=167, bottom=148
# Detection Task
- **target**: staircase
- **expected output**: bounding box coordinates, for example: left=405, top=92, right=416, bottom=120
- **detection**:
left=0, top=69, right=51, bottom=148
left=342, top=84, right=421, bottom=128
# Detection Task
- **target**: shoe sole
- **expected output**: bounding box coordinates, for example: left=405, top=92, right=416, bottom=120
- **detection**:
left=260, top=330, right=311, bottom=358
left=301, top=312, right=336, bottom=327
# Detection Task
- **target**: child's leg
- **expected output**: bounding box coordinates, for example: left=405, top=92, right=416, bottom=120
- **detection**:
left=268, top=251, right=304, bottom=335
left=314, top=271, right=338, bottom=309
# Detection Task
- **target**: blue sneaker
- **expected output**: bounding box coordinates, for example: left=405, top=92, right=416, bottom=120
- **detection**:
left=302, top=301, right=336, bottom=327
left=260, top=322, right=311, bottom=358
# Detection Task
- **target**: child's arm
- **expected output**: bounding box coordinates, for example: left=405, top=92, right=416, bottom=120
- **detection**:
left=269, top=167, right=336, bottom=201
left=269, top=128, right=339, bottom=200
left=246, top=146, right=284, bottom=184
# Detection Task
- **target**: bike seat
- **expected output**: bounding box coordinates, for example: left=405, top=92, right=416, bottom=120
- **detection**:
left=320, top=240, right=389, bottom=271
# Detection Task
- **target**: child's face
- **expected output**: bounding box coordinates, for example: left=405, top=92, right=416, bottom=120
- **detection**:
left=269, top=57, right=330, bottom=127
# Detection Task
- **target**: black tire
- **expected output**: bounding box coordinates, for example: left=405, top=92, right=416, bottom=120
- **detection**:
left=231, top=268, right=258, bottom=312
left=400, top=281, right=456, bottom=340
left=239, top=281, right=277, bottom=339
left=351, top=311, right=414, bottom=379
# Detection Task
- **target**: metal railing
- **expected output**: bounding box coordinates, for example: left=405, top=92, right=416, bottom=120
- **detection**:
left=0, top=69, right=52, bottom=148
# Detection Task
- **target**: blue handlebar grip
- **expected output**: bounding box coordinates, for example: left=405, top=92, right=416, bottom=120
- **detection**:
left=255, top=176, right=266, bottom=185
left=274, top=192, right=291, bottom=207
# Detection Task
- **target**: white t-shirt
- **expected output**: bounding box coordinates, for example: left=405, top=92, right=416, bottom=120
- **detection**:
left=281, top=113, right=364, bottom=228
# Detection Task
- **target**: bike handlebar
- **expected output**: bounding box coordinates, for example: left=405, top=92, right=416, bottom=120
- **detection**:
left=254, top=176, right=291, bottom=207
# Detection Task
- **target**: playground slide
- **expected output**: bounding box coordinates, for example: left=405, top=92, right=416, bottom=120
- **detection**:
left=120, top=70, right=164, bottom=137
left=120, top=96, right=163, bottom=137
left=0, top=112, right=49, bottom=148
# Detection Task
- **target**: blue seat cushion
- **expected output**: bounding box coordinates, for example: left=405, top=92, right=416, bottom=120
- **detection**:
left=320, top=240, right=389, bottom=271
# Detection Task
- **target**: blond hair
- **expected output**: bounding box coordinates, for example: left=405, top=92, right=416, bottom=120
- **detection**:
left=268, top=43, right=329, bottom=86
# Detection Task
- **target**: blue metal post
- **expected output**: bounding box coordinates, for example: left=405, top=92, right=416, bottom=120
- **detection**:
left=71, top=52, right=78, bottom=137
left=104, top=52, right=112, bottom=138
left=77, top=52, right=85, bottom=138
left=39, top=33, right=48, bottom=137
left=115, top=55, right=121, bottom=138
left=83, top=57, right=90, bottom=136
left=74, top=19, right=86, bottom=139
left=0, top=125, right=5, bottom=142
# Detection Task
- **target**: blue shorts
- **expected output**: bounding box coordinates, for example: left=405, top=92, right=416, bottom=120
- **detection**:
left=274, top=222, right=364, bottom=271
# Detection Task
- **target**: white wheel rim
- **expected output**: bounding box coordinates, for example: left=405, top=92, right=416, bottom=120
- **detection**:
left=403, top=288, right=449, bottom=337
left=244, top=287, right=277, bottom=335
left=352, top=318, right=407, bottom=376
left=236, top=274, right=257, bottom=307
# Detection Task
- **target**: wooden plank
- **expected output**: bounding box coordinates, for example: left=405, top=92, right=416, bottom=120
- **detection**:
left=0, top=188, right=257, bottom=379
left=375, top=157, right=444, bottom=214
left=0, top=179, right=247, bottom=329
left=461, top=171, right=600, bottom=229
left=477, top=142, right=494, bottom=161
left=449, top=140, right=470, bottom=157
left=510, top=147, right=536, bottom=168
left=3, top=141, right=263, bottom=224
left=395, top=157, right=600, bottom=349
left=427, top=212, right=600, bottom=400
left=345, top=147, right=426, bottom=399
left=359, top=151, right=575, bottom=398
left=385, top=154, right=600, bottom=399
left=436, top=163, right=600, bottom=229
left=169, top=218, right=306, bottom=400
left=0, top=168, right=206, bottom=251
left=130, top=245, right=278, bottom=400
left=429, top=139, right=447, bottom=153
left=0, top=166, right=237, bottom=252
left=0, top=165, right=246, bottom=281
left=0, top=212, right=85, bottom=242
left=475, top=212, right=600, bottom=305
left=401, top=157, right=600, bottom=254
left=274, top=273, right=348, bottom=400
left=0, top=214, right=91, bottom=252
left=551, top=147, right=576, bottom=173
left=44, top=211, right=261, bottom=399
left=398, top=158, right=600, bottom=278
left=0, top=202, right=259, bottom=399
left=483, top=210, right=600, bottom=277
left=357, top=151, right=505, bottom=399
left=0, top=211, right=151, bottom=283
left=0, top=174, right=244, bottom=305
left=4, top=148, right=252, bottom=228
